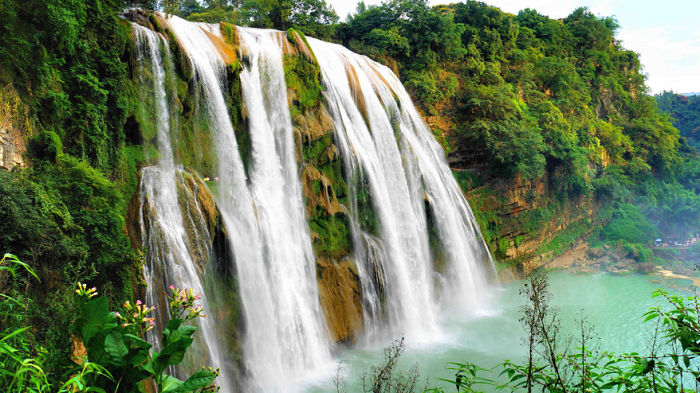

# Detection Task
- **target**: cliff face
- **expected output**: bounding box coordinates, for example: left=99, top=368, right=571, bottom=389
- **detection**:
left=429, top=115, right=601, bottom=280
left=0, top=85, right=29, bottom=170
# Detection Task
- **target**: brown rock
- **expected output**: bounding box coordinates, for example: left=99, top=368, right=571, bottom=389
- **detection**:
left=636, top=262, right=656, bottom=274
left=588, top=247, right=605, bottom=259
left=0, top=85, right=29, bottom=170
left=316, top=258, right=364, bottom=344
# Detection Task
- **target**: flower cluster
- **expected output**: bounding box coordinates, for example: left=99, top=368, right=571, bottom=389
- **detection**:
left=116, top=299, right=156, bottom=336
left=202, top=366, right=221, bottom=392
left=166, top=285, right=206, bottom=321
left=75, top=282, right=98, bottom=299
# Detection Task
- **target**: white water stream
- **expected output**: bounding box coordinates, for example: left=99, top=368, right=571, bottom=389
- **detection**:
left=308, top=37, right=495, bottom=341
left=164, top=18, right=331, bottom=391
left=132, top=24, right=233, bottom=391
left=135, top=14, right=496, bottom=392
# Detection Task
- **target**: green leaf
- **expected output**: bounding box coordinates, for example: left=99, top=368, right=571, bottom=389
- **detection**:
left=74, top=297, right=112, bottom=343
left=643, top=313, right=659, bottom=322
left=166, top=319, right=184, bottom=330
left=164, top=369, right=217, bottom=393
left=104, top=330, right=129, bottom=367
left=153, top=338, right=194, bottom=375
left=169, top=325, right=197, bottom=344
left=160, top=374, right=184, bottom=392
left=124, top=334, right=152, bottom=350
left=0, top=326, right=31, bottom=343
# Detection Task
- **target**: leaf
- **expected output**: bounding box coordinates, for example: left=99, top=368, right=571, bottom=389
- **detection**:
left=600, top=381, right=620, bottom=389
left=86, top=329, right=112, bottom=366
left=104, top=331, right=129, bottom=367
left=153, top=338, right=194, bottom=375
left=127, top=348, right=150, bottom=367
left=164, top=369, right=217, bottom=393
left=124, top=334, right=152, bottom=350
left=169, top=325, right=197, bottom=344
left=643, top=313, right=659, bottom=322
left=74, top=297, right=112, bottom=343
left=2, top=253, right=40, bottom=281
left=160, top=374, right=183, bottom=392
left=0, top=326, right=31, bottom=343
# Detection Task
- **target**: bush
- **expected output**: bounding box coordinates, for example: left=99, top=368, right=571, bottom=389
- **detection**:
left=601, top=204, right=657, bottom=244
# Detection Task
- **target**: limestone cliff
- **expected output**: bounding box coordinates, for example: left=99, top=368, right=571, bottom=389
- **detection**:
left=427, top=114, right=602, bottom=280
left=0, top=85, right=29, bottom=170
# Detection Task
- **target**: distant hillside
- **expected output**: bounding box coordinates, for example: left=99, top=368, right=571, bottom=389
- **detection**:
left=656, top=90, right=700, bottom=149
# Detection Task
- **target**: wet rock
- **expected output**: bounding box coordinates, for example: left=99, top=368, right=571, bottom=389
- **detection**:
left=616, top=260, right=632, bottom=269
left=588, top=248, right=605, bottom=259
left=316, top=258, right=364, bottom=344
left=609, top=268, right=631, bottom=276
left=636, top=262, right=656, bottom=274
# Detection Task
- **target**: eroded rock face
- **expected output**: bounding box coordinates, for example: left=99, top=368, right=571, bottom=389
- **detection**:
left=316, top=258, right=364, bottom=344
left=0, top=126, right=25, bottom=170
left=0, top=85, right=28, bottom=170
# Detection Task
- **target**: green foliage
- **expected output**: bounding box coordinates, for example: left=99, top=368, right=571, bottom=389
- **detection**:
left=283, top=53, right=323, bottom=112
left=637, top=244, right=652, bottom=262
left=71, top=284, right=220, bottom=392
left=187, top=7, right=240, bottom=24
left=656, top=91, right=700, bottom=150
left=211, top=0, right=339, bottom=40
left=496, top=237, right=509, bottom=258
left=0, top=0, right=132, bottom=171
left=0, top=254, right=47, bottom=393
left=308, top=207, right=353, bottom=259
left=536, top=218, right=593, bottom=257
left=337, top=0, right=693, bottom=226
left=602, top=203, right=657, bottom=244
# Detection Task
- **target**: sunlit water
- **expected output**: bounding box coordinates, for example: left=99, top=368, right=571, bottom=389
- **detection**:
left=305, top=271, right=695, bottom=392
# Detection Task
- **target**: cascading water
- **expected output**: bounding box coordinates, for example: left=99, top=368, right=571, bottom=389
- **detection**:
left=307, top=37, right=496, bottom=339
left=133, top=12, right=495, bottom=392
left=132, top=24, right=234, bottom=392
left=164, top=17, right=331, bottom=391
left=235, top=27, right=332, bottom=390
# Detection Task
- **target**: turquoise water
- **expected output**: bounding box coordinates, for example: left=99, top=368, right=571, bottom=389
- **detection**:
left=304, top=271, right=696, bottom=392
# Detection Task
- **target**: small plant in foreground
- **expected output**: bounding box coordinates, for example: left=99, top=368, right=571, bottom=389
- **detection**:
left=71, top=283, right=220, bottom=392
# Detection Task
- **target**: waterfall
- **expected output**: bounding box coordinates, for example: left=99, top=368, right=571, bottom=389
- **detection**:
left=307, top=37, right=496, bottom=339
left=132, top=24, right=235, bottom=392
left=133, top=13, right=495, bottom=392
left=235, top=27, right=332, bottom=389
left=164, top=17, right=331, bottom=391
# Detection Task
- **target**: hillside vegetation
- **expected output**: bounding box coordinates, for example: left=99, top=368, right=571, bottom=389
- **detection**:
left=332, top=1, right=700, bottom=261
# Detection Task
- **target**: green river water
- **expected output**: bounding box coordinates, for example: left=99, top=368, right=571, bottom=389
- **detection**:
left=304, top=270, right=697, bottom=392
